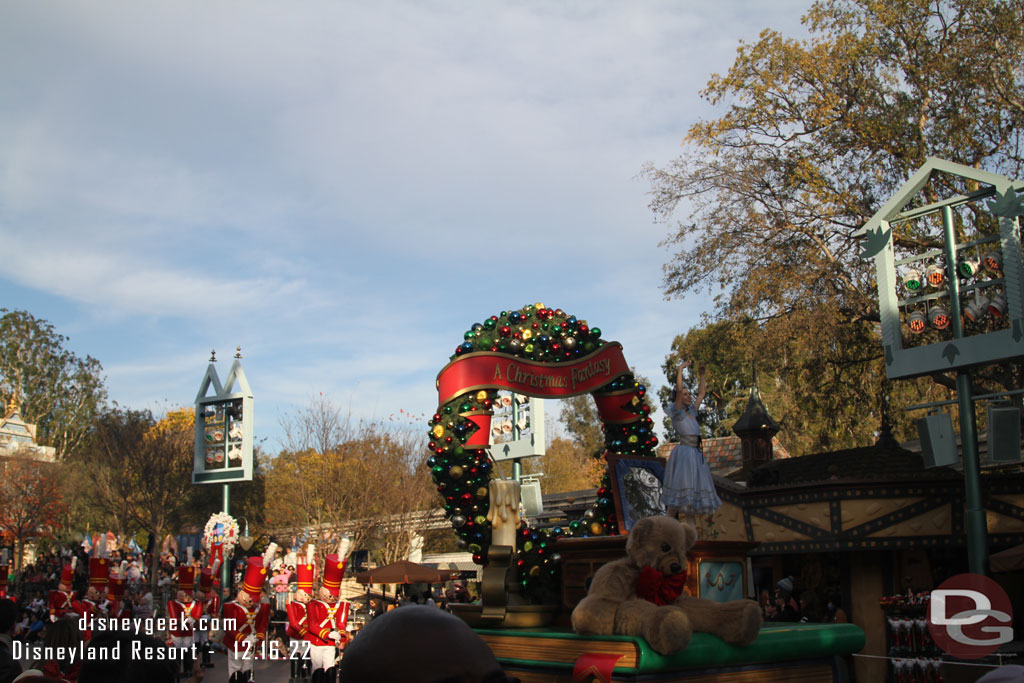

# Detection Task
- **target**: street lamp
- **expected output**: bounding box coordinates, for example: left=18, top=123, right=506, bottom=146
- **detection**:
left=237, top=518, right=254, bottom=552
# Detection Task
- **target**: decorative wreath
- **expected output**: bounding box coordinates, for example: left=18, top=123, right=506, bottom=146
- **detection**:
left=430, top=304, right=659, bottom=603
left=202, top=512, right=239, bottom=555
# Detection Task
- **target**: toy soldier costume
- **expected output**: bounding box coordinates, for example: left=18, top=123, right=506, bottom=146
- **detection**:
left=305, top=538, right=351, bottom=683
left=222, top=543, right=276, bottom=683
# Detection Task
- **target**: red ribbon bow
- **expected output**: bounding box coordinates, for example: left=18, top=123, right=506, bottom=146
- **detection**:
left=636, top=565, right=686, bottom=606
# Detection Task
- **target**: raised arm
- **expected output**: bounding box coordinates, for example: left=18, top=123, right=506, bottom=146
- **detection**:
left=695, top=363, right=708, bottom=407
left=674, top=361, right=690, bottom=410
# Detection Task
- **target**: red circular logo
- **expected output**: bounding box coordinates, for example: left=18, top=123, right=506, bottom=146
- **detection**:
left=928, top=573, right=1013, bottom=659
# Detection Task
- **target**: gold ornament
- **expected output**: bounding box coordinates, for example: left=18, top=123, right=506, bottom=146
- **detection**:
left=476, top=390, right=488, bottom=402
left=590, top=521, right=605, bottom=535
left=449, top=465, right=464, bottom=479
left=432, top=424, right=445, bottom=438
left=521, top=329, right=533, bottom=341
left=534, top=302, right=545, bottom=310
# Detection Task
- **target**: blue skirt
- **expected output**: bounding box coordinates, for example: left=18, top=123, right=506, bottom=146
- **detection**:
left=661, top=443, right=722, bottom=514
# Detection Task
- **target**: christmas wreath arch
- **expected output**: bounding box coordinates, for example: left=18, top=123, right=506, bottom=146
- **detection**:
left=430, top=304, right=659, bottom=602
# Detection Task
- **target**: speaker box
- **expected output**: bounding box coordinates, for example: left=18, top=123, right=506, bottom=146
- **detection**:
left=917, top=413, right=958, bottom=468
left=520, top=479, right=544, bottom=517
left=987, top=405, right=1022, bottom=463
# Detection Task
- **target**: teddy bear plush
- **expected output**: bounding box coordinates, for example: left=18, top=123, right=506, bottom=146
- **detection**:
left=571, top=515, right=762, bottom=655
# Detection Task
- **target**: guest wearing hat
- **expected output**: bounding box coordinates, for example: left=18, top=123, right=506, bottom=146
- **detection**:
left=306, top=538, right=352, bottom=683
left=167, top=564, right=200, bottom=678
left=222, top=544, right=276, bottom=683
left=47, top=562, right=78, bottom=622
left=769, top=576, right=800, bottom=622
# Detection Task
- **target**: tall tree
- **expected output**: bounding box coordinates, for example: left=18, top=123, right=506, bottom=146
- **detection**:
left=267, top=396, right=435, bottom=566
left=557, top=372, right=658, bottom=459
left=523, top=437, right=606, bottom=493
left=0, top=310, right=106, bottom=459
left=82, top=407, right=195, bottom=591
left=0, top=449, right=66, bottom=571
left=644, top=0, right=1024, bottom=441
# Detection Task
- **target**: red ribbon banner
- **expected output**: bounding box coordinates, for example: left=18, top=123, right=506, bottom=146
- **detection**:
left=436, top=343, right=631, bottom=407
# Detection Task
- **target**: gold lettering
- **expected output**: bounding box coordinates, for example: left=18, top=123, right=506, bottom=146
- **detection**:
left=493, top=364, right=503, bottom=381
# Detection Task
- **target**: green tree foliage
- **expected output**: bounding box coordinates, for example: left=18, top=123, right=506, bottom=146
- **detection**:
left=77, top=406, right=196, bottom=591
left=557, top=372, right=657, bottom=460
left=644, top=0, right=1024, bottom=448
left=660, top=319, right=948, bottom=455
left=0, top=309, right=106, bottom=459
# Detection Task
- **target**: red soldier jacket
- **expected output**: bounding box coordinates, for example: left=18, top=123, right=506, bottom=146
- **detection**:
left=221, top=600, right=269, bottom=646
left=305, top=600, right=350, bottom=647
left=79, top=599, right=101, bottom=639
left=167, top=599, right=202, bottom=637
left=204, top=593, right=221, bottom=620
left=48, top=590, right=77, bottom=619
left=285, top=601, right=309, bottom=640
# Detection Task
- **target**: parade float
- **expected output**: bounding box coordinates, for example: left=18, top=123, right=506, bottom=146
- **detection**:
left=429, top=304, right=865, bottom=682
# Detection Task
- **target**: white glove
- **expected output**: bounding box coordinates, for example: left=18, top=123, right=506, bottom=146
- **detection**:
left=50, top=615, right=57, bottom=623
left=328, top=630, right=341, bottom=641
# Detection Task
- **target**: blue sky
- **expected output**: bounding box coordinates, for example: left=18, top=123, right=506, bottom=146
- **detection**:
left=0, top=1, right=809, bottom=450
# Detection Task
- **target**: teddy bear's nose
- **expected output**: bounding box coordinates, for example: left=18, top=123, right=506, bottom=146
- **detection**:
left=669, top=563, right=683, bottom=575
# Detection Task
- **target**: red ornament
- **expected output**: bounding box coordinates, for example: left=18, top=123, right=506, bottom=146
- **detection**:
left=499, top=326, right=511, bottom=337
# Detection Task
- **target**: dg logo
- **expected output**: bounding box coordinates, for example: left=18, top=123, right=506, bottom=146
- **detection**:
left=928, top=573, right=1014, bottom=659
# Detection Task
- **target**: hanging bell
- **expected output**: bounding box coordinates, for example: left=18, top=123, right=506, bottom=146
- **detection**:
left=925, top=264, right=945, bottom=288
left=928, top=305, right=950, bottom=330
left=983, top=251, right=1003, bottom=274
left=963, top=295, right=990, bottom=323
left=988, top=293, right=1008, bottom=317
left=907, top=310, right=927, bottom=335
left=904, top=268, right=923, bottom=292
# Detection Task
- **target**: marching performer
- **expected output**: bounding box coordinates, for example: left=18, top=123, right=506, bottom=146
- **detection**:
left=223, top=543, right=276, bottom=683
left=106, top=562, right=130, bottom=619
left=48, top=559, right=79, bottom=621
left=194, top=558, right=220, bottom=670
left=80, top=543, right=111, bottom=641
left=167, top=561, right=201, bottom=678
left=306, top=537, right=351, bottom=683
left=286, top=546, right=315, bottom=681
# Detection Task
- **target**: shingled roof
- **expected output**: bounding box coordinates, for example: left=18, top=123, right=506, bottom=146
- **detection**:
left=657, top=436, right=791, bottom=476
left=739, top=441, right=959, bottom=489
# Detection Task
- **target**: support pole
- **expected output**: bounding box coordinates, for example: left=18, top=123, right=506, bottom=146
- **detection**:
left=221, top=483, right=230, bottom=606
left=943, top=206, right=988, bottom=575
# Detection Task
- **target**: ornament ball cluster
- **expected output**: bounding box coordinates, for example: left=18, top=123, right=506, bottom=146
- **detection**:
left=429, top=303, right=660, bottom=603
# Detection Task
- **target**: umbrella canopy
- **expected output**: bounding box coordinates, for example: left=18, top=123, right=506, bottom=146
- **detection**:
left=355, top=560, right=451, bottom=585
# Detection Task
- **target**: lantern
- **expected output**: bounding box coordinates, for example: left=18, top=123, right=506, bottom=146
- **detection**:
left=957, top=257, right=980, bottom=279
left=903, top=268, right=923, bottom=292
left=963, top=295, right=990, bottom=323
left=928, top=305, right=950, bottom=330
left=925, top=264, right=945, bottom=288
left=988, top=293, right=1007, bottom=317
left=907, top=310, right=927, bottom=335
left=983, top=251, right=1002, bottom=274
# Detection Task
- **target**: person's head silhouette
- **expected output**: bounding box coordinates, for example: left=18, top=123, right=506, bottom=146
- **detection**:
left=338, top=605, right=512, bottom=683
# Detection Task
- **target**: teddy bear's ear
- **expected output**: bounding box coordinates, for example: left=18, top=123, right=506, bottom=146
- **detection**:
left=680, top=520, right=697, bottom=548
left=626, top=516, right=653, bottom=554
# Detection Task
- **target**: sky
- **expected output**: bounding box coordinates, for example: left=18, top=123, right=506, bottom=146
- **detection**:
left=0, top=1, right=811, bottom=452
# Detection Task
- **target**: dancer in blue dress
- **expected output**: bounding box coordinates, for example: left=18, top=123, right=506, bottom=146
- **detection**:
left=661, top=359, right=721, bottom=527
